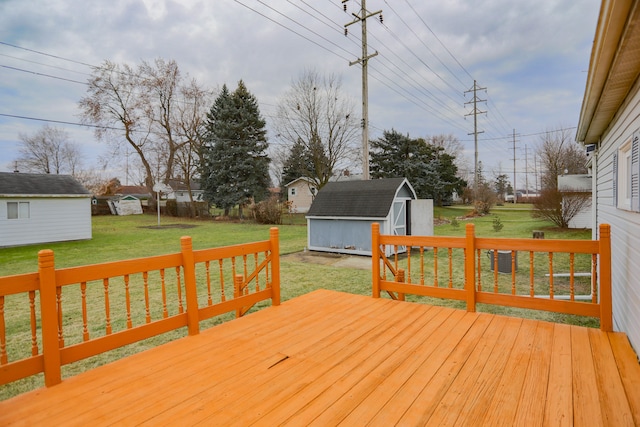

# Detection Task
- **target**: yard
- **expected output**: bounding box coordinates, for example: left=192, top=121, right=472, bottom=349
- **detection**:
left=0, top=205, right=593, bottom=400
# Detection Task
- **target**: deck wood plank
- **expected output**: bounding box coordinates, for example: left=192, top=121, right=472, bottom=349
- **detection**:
left=588, top=328, right=635, bottom=426
left=479, top=318, right=538, bottom=426
left=571, top=326, right=604, bottom=426
left=0, top=289, right=639, bottom=427
left=543, top=323, right=573, bottom=426
left=608, top=332, right=640, bottom=426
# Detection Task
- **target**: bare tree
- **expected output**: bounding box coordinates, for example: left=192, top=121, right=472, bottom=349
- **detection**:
left=79, top=59, right=209, bottom=194
left=16, top=125, right=83, bottom=175
left=274, top=69, right=359, bottom=189
left=533, top=188, right=592, bottom=228
left=537, top=128, right=588, bottom=190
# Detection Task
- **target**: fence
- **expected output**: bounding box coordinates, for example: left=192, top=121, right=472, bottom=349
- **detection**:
left=372, top=223, right=612, bottom=331
left=0, top=228, right=280, bottom=388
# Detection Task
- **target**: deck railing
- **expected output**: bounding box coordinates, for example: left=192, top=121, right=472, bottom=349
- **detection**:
left=0, top=228, right=280, bottom=388
left=372, top=223, right=612, bottom=331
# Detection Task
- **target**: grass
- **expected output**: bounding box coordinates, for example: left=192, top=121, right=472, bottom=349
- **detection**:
left=0, top=206, right=595, bottom=400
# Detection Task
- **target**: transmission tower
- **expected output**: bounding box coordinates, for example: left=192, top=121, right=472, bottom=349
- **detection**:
left=464, top=80, right=486, bottom=195
left=343, top=0, right=382, bottom=180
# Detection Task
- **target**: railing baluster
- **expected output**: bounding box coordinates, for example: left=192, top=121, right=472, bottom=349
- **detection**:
left=0, top=295, right=7, bottom=364
left=143, top=271, right=151, bottom=324
left=103, top=278, right=112, bottom=335
left=592, top=253, right=598, bottom=304
left=433, top=247, right=439, bottom=287
left=511, top=251, right=516, bottom=295
left=124, top=275, right=132, bottom=328
left=529, top=252, right=535, bottom=297
left=419, top=246, right=425, bottom=286
left=448, top=248, right=453, bottom=288
left=254, top=253, right=260, bottom=292
left=29, top=291, right=39, bottom=354
left=265, top=250, right=270, bottom=287
left=476, top=249, right=482, bottom=292
left=569, top=253, right=575, bottom=301
left=175, top=267, right=184, bottom=314
left=218, top=259, right=226, bottom=302
left=243, top=254, right=248, bottom=282
left=160, top=269, right=168, bottom=318
left=406, top=247, right=412, bottom=284
left=205, top=261, right=212, bottom=305
left=80, top=283, right=89, bottom=341
left=549, top=252, right=554, bottom=299
left=493, top=249, right=499, bottom=293
left=56, top=286, right=64, bottom=347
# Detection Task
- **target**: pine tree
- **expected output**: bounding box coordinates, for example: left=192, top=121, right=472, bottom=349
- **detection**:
left=369, top=129, right=465, bottom=205
left=201, top=81, right=271, bottom=217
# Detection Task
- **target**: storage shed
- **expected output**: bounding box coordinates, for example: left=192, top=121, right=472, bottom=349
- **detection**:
left=306, top=178, right=432, bottom=256
left=0, top=172, right=92, bottom=247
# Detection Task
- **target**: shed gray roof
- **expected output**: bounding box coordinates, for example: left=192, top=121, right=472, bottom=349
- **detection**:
left=306, top=177, right=415, bottom=218
left=0, top=172, right=90, bottom=196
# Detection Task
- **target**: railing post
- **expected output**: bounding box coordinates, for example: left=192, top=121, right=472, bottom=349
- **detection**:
left=234, top=274, right=245, bottom=318
left=372, top=223, right=381, bottom=298
left=270, top=227, right=281, bottom=306
left=38, top=249, right=61, bottom=386
left=465, top=224, right=476, bottom=312
left=181, top=236, right=200, bottom=336
left=598, top=224, right=612, bottom=331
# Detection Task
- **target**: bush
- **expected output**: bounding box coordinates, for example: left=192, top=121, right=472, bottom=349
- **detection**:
left=450, top=217, right=460, bottom=229
left=492, top=216, right=504, bottom=232
left=252, top=197, right=284, bottom=224
left=165, top=199, right=178, bottom=216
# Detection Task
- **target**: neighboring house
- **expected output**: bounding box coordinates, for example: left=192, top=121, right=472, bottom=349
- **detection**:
left=558, top=174, right=592, bottom=229
left=284, top=177, right=316, bottom=213
left=306, top=178, right=433, bottom=256
left=0, top=172, right=91, bottom=247
left=166, top=179, right=204, bottom=203
left=576, top=0, right=640, bottom=354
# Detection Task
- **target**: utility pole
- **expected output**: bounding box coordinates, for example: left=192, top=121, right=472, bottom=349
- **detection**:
left=464, top=80, right=486, bottom=197
left=524, top=145, right=530, bottom=199
left=344, top=0, right=382, bottom=180
left=511, top=129, right=518, bottom=203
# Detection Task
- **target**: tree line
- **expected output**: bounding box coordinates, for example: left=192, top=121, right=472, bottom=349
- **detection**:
left=12, top=57, right=589, bottom=222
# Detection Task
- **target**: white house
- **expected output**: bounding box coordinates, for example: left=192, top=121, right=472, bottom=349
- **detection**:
left=576, top=0, right=640, bottom=354
left=284, top=177, right=316, bottom=213
left=0, top=172, right=92, bottom=247
left=558, top=174, right=592, bottom=229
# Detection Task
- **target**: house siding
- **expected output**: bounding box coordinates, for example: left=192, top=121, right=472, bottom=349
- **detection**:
left=595, top=80, right=640, bottom=354
left=0, top=197, right=91, bottom=247
left=287, top=180, right=315, bottom=213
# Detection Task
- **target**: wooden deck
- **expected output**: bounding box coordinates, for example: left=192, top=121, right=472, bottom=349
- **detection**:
left=2, top=289, right=639, bottom=426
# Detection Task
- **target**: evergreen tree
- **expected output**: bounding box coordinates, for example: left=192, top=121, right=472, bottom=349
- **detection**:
left=370, top=129, right=465, bottom=206
left=201, top=81, right=271, bottom=217
left=281, top=139, right=313, bottom=187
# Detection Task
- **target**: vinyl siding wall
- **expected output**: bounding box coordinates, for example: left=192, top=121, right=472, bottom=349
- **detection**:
left=0, top=197, right=91, bottom=247
left=595, top=80, right=640, bottom=354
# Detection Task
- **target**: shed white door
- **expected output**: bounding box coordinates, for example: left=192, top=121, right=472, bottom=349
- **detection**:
left=392, top=199, right=408, bottom=236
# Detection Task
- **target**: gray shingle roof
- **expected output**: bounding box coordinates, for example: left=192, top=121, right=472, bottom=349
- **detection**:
left=0, top=172, right=90, bottom=196
left=307, top=177, right=413, bottom=218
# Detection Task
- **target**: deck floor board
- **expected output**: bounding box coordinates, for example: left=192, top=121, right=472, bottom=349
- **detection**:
left=1, top=289, right=639, bottom=426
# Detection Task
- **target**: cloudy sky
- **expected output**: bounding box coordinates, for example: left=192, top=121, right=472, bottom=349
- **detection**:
left=0, top=0, right=600, bottom=189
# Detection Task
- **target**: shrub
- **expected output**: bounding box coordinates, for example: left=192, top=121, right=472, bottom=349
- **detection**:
left=252, top=197, right=284, bottom=224
left=492, top=216, right=504, bottom=232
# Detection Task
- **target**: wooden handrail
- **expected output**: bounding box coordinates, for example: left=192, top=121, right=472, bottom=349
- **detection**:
left=0, top=228, right=280, bottom=388
left=372, top=223, right=613, bottom=331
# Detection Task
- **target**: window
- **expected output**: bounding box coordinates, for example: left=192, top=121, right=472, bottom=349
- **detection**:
left=7, top=201, right=30, bottom=219
left=290, top=188, right=296, bottom=196
left=614, top=132, right=640, bottom=211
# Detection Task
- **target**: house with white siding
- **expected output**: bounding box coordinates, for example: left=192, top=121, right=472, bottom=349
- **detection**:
left=576, top=0, right=640, bottom=354
left=0, top=172, right=92, bottom=247
left=558, top=174, right=592, bottom=229
left=284, top=177, right=316, bottom=213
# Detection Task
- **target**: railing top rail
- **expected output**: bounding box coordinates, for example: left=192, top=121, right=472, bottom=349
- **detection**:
left=0, top=272, right=39, bottom=296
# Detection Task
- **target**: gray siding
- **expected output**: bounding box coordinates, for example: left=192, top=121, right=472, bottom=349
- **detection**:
left=0, top=197, right=92, bottom=247
left=307, top=218, right=378, bottom=256
left=596, top=79, right=640, bottom=354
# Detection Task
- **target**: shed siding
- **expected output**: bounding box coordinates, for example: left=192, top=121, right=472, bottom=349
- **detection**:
left=595, top=81, right=640, bottom=354
left=0, top=197, right=91, bottom=247
left=307, top=218, right=379, bottom=255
